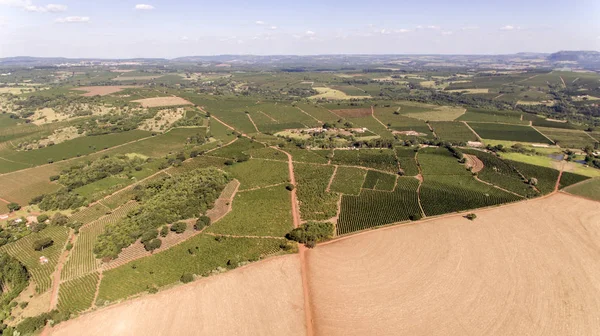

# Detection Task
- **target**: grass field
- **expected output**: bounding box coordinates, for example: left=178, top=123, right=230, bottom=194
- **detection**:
left=457, top=108, right=527, bottom=125
left=362, top=170, right=397, bottom=191
left=394, top=147, right=420, bottom=176
left=97, top=235, right=285, bottom=302
left=57, top=272, right=100, bottom=313
left=206, top=185, right=292, bottom=237
left=468, top=123, right=551, bottom=144
left=0, top=226, right=69, bottom=293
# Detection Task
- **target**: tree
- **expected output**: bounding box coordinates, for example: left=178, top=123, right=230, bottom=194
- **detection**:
left=170, top=222, right=187, bottom=234
left=7, top=203, right=20, bottom=212
left=528, top=177, right=538, bottom=186
left=32, top=237, right=53, bottom=251
left=50, top=213, right=68, bottom=226
left=285, top=222, right=334, bottom=247
left=160, top=225, right=169, bottom=237
left=194, top=216, right=211, bottom=231
left=37, top=214, right=49, bottom=223
left=465, top=213, right=477, bottom=221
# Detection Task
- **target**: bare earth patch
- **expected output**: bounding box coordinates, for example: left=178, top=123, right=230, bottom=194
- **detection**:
left=330, top=108, right=372, bottom=118
left=50, top=255, right=305, bottom=336
left=71, top=86, right=139, bottom=97
left=463, top=153, right=484, bottom=173
left=31, top=108, right=70, bottom=125
left=35, top=126, right=83, bottom=149
left=307, top=193, right=600, bottom=335
left=309, top=87, right=370, bottom=100
left=132, top=96, right=193, bottom=108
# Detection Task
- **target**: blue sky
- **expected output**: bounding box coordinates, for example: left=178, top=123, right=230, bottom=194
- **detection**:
left=1, top=0, right=599, bottom=58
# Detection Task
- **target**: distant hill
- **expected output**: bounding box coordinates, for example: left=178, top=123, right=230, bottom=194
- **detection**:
left=548, top=51, right=600, bottom=68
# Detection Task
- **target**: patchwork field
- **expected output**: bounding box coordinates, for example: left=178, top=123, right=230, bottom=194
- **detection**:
left=71, top=86, right=139, bottom=96
left=307, top=193, right=600, bottom=335
left=468, top=122, right=552, bottom=144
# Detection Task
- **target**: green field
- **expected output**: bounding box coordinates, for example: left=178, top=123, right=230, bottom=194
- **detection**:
left=468, top=123, right=551, bottom=144
left=329, top=166, right=366, bottom=195
left=394, top=147, right=420, bottom=176
left=294, top=163, right=338, bottom=220
left=563, top=178, right=600, bottom=201
left=430, top=121, right=478, bottom=143
left=331, top=149, right=398, bottom=173
left=57, top=272, right=99, bottom=313
left=535, top=127, right=597, bottom=149
left=225, top=159, right=289, bottom=190
left=362, top=170, right=397, bottom=191
left=97, top=235, right=285, bottom=302
left=206, top=185, right=292, bottom=237
left=338, top=177, right=420, bottom=234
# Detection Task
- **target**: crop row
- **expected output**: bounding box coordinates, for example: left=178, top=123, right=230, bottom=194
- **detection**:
left=330, top=149, right=398, bottom=173
left=61, top=201, right=139, bottom=281
left=362, top=170, right=396, bottom=191
left=57, top=272, right=99, bottom=313
left=0, top=226, right=69, bottom=293
left=294, top=163, right=338, bottom=221
left=337, top=177, right=420, bottom=235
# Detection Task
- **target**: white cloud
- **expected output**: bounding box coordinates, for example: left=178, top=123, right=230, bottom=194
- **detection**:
left=255, top=20, right=265, bottom=25
left=25, top=3, right=66, bottom=12
left=500, top=25, right=515, bottom=31
left=460, top=26, right=479, bottom=31
left=427, top=25, right=440, bottom=29
left=416, top=25, right=423, bottom=29
left=135, top=4, right=154, bottom=10
left=269, top=25, right=277, bottom=30
left=380, top=29, right=391, bottom=35
left=396, top=29, right=410, bottom=33
left=305, top=30, right=315, bottom=36
left=1, top=1, right=67, bottom=12
left=441, top=31, right=453, bottom=35
left=180, top=36, right=189, bottom=41
left=55, top=16, right=90, bottom=23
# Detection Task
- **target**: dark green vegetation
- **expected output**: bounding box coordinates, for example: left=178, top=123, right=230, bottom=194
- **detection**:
left=94, top=168, right=230, bottom=259
left=286, top=222, right=334, bottom=247
left=468, top=123, right=552, bottom=144
left=0, top=253, right=28, bottom=332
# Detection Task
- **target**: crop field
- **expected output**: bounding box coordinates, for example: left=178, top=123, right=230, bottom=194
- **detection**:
left=295, top=103, right=339, bottom=123
left=429, top=121, right=478, bottom=143
left=329, top=167, right=366, bottom=195
left=362, top=170, right=397, bottom=191
left=246, top=147, right=287, bottom=161
left=507, top=160, right=559, bottom=194
left=396, top=103, right=466, bottom=122
left=418, top=148, right=469, bottom=176
left=461, top=149, right=535, bottom=197
left=331, top=149, right=398, bottom=173
left=202, top=103, right=259, bottom=135
left=225, top=159, right=288, bottom=191
left=467, top=122, right=551, bottom=144
left=57, top=272, right=100, bottom=313
left=208, top=137, right=264, bottom=160
left=338, top=177, right=420, bottom=234
left=248, top=103, right=320, bottom=129
left=307, top=193, right=600, bottom=335
left=97, top=235, right=285, bottom=302
left=286, top=147, right=329, bottom=164
left=559, top=172, right=590, bottom=189
left=345, top=116, right=395, bottom=139
left=0, top=226, right=69, bottom=293
left=0, top=165, right=62, bottom=204
left=457, top=108, right=527, bottom=125
left=377, top=114, right=432, bottom=137
left=294, top=163, right=338, bottom=221
left=207, top=185, right=292, bottom=236
left=71, top=86, right=139, bottom=96
left=394, top=147, right=419, bottom=176
left=99, top=188, right=136, bottom=210
left=564, top=178, right=600, bottom=201
left=330, top=107, right=372, bottom=118
left=69, top=204, right=111, bottom=225
left=535, top=127, right=597, bottom=149
left=420, top=175, right=522, bottom=216
left=62, top=202, right=139, bottom=281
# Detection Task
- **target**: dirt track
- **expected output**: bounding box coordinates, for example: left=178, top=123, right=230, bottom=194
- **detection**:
left=306, top=193, right=600, bottom=335
left=50, top=255, right=306, bottom=336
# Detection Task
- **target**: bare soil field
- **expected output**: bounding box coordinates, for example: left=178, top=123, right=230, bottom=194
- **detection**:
left=463, top=153, right=484, bottom=173
left=50, top=255, right=306, bottom=336
left=331, top=108, right=372, bottom=118
left=307, top=193, right=600, bottom=336
left=131, top=96, right=193, bottom=108
left=71, top=86, right=139, bottom=97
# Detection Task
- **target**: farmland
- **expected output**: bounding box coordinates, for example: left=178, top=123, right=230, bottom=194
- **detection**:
left=1, top=59, right=599, bottom=335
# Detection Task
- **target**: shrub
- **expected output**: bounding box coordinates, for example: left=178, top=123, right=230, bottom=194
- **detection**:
left=159, top=225, right=169, bottom=237
left=32, top=237, right=53, bottom=251
left=194, top=216, right=211, bottom=231
left=144, top=238, right=162, bottom=252
left=180, top=273, right=194, bottom=283
left=30, top=222, right=47, bottom=233
left=285, top=184, right=295, bottom=191
left=140, top=230, right=158, bottom=244
left=19, top=301, right=29, bottom=309
left=170, top=222, right=187, bottom=234
left=37, top=214, right=49, bottom=223
left=465, top=213, right=477, bottom=221
left=50, top=213, right=68, bottom=226
left=49, top=175, right=60, bottom=182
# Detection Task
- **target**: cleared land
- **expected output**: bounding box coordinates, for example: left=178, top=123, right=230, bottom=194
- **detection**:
left=131, top=96, right=193, bottom=107
left=50, top=255, right=305, bottom=336
left=308, top=193, right=600, bottom=335
left=309, top=87, right=370, bottom=100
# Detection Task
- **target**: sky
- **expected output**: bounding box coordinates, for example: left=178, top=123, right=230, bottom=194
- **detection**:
left=0, top=0, right=599, bottom=58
